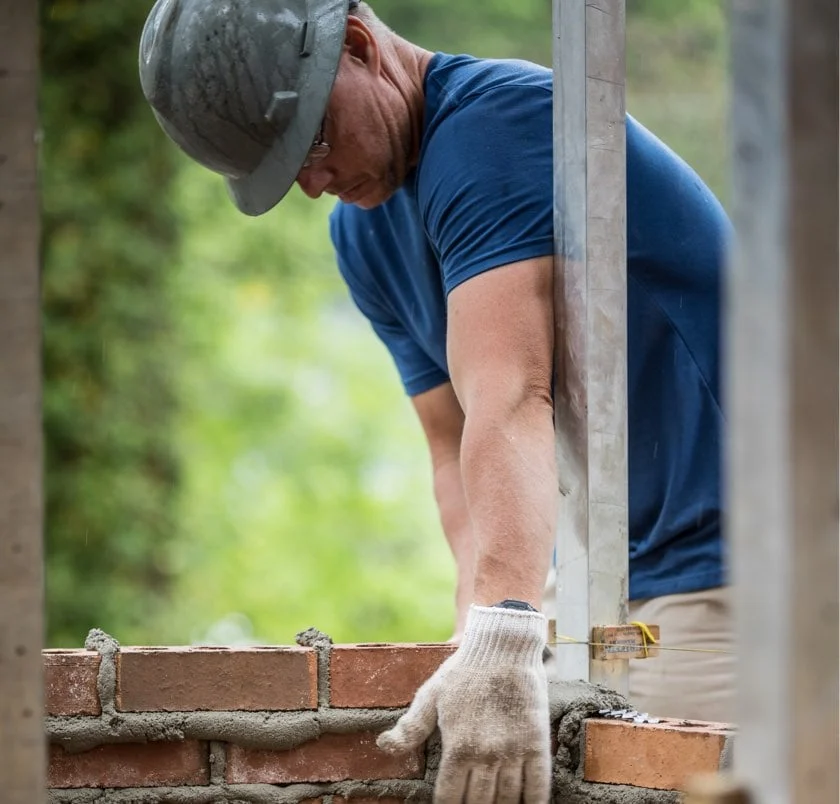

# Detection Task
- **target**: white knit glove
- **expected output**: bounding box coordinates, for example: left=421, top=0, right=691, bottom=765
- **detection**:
left=377, top=605, right=551, bottom=803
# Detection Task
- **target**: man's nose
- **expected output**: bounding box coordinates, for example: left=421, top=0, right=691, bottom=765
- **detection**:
left=296, top=165, right=332, bottom=199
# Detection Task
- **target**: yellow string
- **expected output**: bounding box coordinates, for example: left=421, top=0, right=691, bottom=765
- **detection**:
left=550, top=621, right=733, bottom=656
left=630, top=620, right=659, bottom=658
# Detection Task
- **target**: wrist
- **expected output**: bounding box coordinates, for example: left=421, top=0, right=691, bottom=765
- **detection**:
left=473, top=574, right=544, bottom=611
left=458, top=604, right=546, bottom=664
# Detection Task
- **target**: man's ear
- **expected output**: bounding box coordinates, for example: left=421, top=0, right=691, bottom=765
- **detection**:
left=344, top=15, right=380, bottom=73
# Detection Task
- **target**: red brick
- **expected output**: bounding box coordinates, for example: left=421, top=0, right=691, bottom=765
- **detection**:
left=583, top=718, right=733, bottom=790
left=226, top=731, right=424, bottom=784
left=48, top=741, right=209, bottom=788
left=330, top=644, right=455, bottom=708
left=43, top=650, right=101, bottom=716
left=116, top=646, right=317, bottom=712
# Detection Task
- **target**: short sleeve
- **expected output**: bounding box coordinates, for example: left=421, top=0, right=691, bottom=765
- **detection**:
left=418, top=82, right=556, bottom=295
left=329, top=207, right=450, bottom=396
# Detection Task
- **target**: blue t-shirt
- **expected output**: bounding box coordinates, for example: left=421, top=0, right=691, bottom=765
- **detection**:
left=329, top=53, right=731, bottom=600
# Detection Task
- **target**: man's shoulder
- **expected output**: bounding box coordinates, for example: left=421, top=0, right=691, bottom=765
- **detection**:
left=418, top=55, right=554, bottom=186
left=425, top=53, right=553, bottom=106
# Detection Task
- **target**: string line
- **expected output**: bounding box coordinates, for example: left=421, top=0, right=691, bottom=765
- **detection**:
left=548, top=639, right=733, bottom=656
left=549, top=620, right=734, bottom=656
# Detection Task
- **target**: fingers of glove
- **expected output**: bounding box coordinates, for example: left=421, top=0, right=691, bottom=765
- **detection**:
left=377, top=685, right=439, bottom=754
left=522, top=750, right=552, bottom=804
left=433, top=755, right=471, bottom=804
left=464, top=763, right=498, bottom=804
left=495, top=760, right=524, bottom=804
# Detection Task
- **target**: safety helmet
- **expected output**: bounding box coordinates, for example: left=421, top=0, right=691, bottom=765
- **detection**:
left=139, top=0, right=352, bottom=216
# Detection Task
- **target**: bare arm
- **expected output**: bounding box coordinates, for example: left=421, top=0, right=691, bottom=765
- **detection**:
left=412, top=382, right=473, bottom=639
left=378, top=255, right=557, bottom=800
left=446, top=255, right=557, bottom=609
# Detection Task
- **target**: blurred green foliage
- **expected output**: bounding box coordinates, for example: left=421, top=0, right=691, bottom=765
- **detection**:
left=41, top=0, right=182, bottom=645
left=42, top=0, right=727, bottom=647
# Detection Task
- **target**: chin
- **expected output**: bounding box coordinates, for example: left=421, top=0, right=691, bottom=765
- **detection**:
left=353, top=186, right=394, bottom=210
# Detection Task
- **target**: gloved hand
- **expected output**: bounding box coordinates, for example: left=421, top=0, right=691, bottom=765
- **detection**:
left=377, top=604, right=551, bottom=803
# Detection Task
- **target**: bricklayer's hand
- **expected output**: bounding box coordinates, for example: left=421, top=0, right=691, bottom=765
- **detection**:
left=377, top=605, right=551, bottom=803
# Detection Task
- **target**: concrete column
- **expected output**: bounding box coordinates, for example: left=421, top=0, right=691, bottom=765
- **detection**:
left=729, top=1, right=838, bottom=801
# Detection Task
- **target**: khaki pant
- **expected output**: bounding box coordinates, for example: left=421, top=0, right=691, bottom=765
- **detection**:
left=543, top=576, right=735, bottom=723
left=628, top=586, right=735, bottom=723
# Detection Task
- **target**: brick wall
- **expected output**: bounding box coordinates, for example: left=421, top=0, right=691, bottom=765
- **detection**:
left=44, top=630, right=735, bottom=803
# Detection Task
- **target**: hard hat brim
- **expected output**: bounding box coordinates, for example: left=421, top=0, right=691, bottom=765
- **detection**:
left=226, top=0, right=348, bottom=216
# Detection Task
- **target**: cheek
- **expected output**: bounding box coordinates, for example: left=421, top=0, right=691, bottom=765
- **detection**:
left=345, top=110, right=392, bottom=169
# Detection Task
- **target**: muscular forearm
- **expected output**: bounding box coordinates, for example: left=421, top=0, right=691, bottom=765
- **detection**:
left=432, top=455, right=474, bottom=638
left=460, top=393, right=557, bottom=608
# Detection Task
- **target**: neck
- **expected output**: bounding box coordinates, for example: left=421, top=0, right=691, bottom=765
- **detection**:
left=379, top=34, right=434, bottom=172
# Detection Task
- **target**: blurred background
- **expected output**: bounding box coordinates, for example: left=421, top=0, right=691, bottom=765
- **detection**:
left=41, top=0, right=728, bottom=647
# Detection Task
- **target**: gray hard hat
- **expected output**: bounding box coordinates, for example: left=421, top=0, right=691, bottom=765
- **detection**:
left=139, top=0, right=351, bottom=216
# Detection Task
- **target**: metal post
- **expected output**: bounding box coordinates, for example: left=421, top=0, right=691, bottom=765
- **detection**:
left=729, top=0, right=838, bottom=802
left=0, top=0, right=45, bottom=801
left=552, top=0, right=629, bottom=690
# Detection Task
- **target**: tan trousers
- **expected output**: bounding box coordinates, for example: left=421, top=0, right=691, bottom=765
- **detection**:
left=628, top=586, right=735, bottom=723
left=544, top=578, right=735, bottom=724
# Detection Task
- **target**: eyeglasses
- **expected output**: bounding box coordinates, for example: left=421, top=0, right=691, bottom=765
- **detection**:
left=302, top=118, right=330, bottom=168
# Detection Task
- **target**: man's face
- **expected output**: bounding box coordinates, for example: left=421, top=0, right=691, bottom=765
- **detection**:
left=295, top=21, right=412, bottom=209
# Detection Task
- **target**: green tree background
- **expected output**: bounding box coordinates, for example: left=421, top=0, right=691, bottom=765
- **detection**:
left=42, top=0, right=728, bottom=647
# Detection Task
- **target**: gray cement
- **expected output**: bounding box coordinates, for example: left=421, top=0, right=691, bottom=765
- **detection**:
left=294, top=627, right=333, bottom=649
left=48, top=781, right=431, bottom=803
left=84, top=628, right=120, bottom=716
left=295, top=627, right=332, bottom=707
left=209, top=741, right=227, bottom=785
left=47, top=708, right=402, bottom=753
left=719, top=733, right=735, bottom=771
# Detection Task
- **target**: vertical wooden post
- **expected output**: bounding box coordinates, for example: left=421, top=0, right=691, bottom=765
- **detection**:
left=0, top=1, right=45, bottom=802
left=729, top=0, right=838, bottom=802
left=552, top=0, right=629, bottom=690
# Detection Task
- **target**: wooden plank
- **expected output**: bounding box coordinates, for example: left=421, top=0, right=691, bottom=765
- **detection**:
left=552, top=0, right=629, bottom=692
left=729, top=0, right=839, bottom=802
left=0, top=0, right=45, bottom=802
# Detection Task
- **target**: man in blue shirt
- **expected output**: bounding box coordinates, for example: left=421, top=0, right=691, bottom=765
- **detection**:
left=140, top=0, right=734, bottom=799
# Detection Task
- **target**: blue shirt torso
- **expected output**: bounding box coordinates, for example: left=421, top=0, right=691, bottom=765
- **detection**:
left=330, top=53, right=731, bottom=600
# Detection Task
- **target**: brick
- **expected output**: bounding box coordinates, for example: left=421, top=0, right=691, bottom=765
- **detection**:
left=43, top=650, right=101, bottom=716
left=226, top=731, right=424, bottom=784
left=48, top=741, right=209, bottom=788
left=116, top=646, right=317, bottom=711
left=330, top=643, right=455, bottom=708
left=583, top=718, right=733, bottom=791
